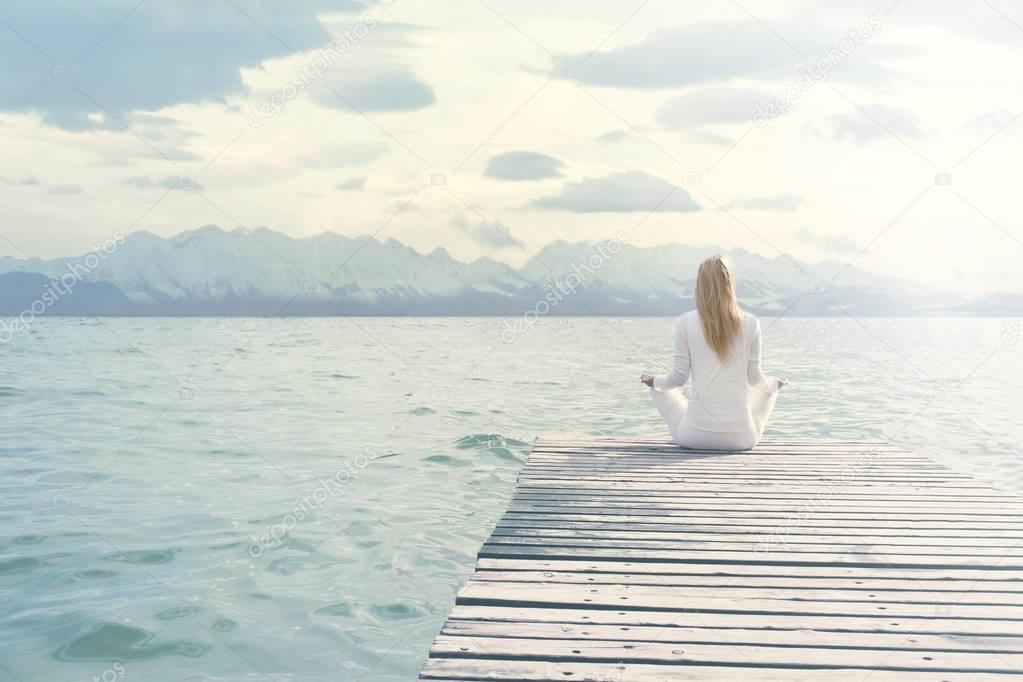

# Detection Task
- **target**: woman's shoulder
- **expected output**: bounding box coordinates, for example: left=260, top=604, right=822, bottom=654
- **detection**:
left=741, top=310, right=761, bottom=332
left=675, top=310, right=698, bottom=329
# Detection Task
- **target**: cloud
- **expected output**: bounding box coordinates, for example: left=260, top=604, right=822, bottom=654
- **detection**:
left=798, top=0, right=1023, bottom=46
left=3, top=176, right=80, bottom=194
left=47, top=184, right=82, bottom=195
left=565, top=22, right=800, bottom=89
left=123, top=175, right=154, bottom=188
left=531, top=171, right=701, bottom=213
left=596, top=129, right=629, bottom=143
left=314, top=70, right=435, bottom=113
left=725, top=195, right=804, bottom=212
left=795, top=228, right=860, bottom=254
left=484, top=151, right=564, bottom=181
left=826, top=105, right=925, bottom=145
left=454, top=216, right=523, bottom=249
left=0, top=1, right=374, bottom=129
left=562, top=19, right=903, bottom=92
left=123, top=175, right=205, bottom=192
left=124, top=113, right=202, bottom=148
left=298, top=21, right=436, bottom=114
left=303, top=143, right=390, bottom=167
left=335, top=177, right=367, bottom=191
left=657, top=88, right=774, bottom=128
left=688, top=131, right=733, bottom=146
left=965, top=109, right=1019, bottom=134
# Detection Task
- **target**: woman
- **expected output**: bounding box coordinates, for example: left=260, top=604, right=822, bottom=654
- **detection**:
left=641, top=256, right=785, bottom=450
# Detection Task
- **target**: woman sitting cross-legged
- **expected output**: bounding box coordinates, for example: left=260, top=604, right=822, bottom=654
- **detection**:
left=641, top=255, right=786, bottom=450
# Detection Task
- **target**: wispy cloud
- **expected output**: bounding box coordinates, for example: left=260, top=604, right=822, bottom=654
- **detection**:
left=123, top=175, right=205, bottom=192
left=563, top=22, right=801, bottom=89
left=595, top=129, right=629, bottom=143
left=303, top=143, right=390, bottom=168
left=47, top=184, right=82, bottom=196
left=484, top=151, right=564, bottom=181
left=531, top=171, right=701, bottom=213
left=658, top=88, right=773, bottom=128
left=824, top=105, right=925, bottom=145
left=335, top=177, right=367, bottom=191
left=454, top=215, right=523, bottom=249
left=795, top=228, right=861, bottom=254
left=0, top=2, right=361, bottom=129
left=725, top=195, right=804, bottom=212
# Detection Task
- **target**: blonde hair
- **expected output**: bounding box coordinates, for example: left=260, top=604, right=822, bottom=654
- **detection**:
left=695, top=255, right=743, bottom=362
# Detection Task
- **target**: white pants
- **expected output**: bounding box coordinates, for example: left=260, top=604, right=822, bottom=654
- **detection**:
left=650, top=383, right=779, bottom=450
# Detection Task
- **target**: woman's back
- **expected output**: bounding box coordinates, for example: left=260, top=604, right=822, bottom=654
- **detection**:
left=679, top=310, right=764, bottom=433
left=642, top=255, right=781, bottom=450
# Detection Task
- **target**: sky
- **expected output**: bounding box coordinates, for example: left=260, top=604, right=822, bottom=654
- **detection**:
left=1, top=0, right=1022, bottom=294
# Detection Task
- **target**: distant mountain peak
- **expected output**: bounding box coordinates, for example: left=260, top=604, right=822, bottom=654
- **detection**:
left=0, top=224, right=999, bottom=316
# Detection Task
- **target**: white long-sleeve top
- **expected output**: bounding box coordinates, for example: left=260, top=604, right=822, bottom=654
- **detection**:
left=654, top=310, right=770, bottom=433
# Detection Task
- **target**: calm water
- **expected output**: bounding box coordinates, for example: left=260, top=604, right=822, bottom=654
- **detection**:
left=2, top=317, right=1021, bottom=681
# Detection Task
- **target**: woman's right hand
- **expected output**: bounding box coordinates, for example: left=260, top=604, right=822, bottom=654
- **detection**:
left=640, top=374, right=654, bottom=388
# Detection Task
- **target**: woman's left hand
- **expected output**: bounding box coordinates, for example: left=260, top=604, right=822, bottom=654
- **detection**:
left=640, top=374, right=654, bottom=388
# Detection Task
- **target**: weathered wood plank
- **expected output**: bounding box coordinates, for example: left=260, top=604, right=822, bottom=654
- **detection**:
left=515, top=479, right=1000, bottom=492
left=526, top=452, right=926, bottom=461
left=469, top=570, right=1023, bottom=593
left=499, top=512, right=1023, bottom=530
left=505, top=504, right=1023, bottom=521
left=483, top=535, right=1023, bottom=558
left=518, top=472, right=963, bottom=482
left=490, top=526, right=1023, bottom=547
left=511, top=489, right=1017, bottom=501
left=462, top=578, right=1023, bottom=605
left=533, top=440, right=895, bottom=449
left=428, top=634, right=1023, bottom=673
left=456, top=581, right=1023, bottom=619
left=448, top=604, right=1023, bottom=637
left=518, top=474, right=975, bottom=484
left=419, top=658, right=1020, bottom=680
left=419, top=437, right=1023, bottom=680
left=508, top=497, right=1022, bottom=513
left=478, top=544, right=1023, bottom=569
left=441, top=619, right=1023, bottom=652
left=520, top=466, right=960, bottom=476
left=495, top=519, right=1023, bottom=537
left=472, top=558, right=1023, bottom=582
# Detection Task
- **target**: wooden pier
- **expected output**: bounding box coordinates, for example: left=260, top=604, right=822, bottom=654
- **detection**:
left=419, top=437, right=1023, bottom=680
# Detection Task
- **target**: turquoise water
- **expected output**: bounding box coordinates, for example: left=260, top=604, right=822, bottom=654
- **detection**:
left=2, top=317, right=1021, bottom=681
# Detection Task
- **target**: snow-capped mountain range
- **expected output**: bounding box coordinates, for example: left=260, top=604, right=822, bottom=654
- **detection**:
left=0, top=225, right=1009, bottom=315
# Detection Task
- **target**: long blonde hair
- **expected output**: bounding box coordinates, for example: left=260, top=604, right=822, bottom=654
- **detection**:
left=696, top=256, right=742, bottom=362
